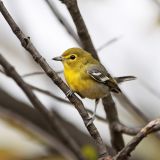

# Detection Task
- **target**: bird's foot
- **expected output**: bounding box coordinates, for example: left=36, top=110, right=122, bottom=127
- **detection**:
left=85, top=115, right=96, bottom=127
left=66, top=89, right=73, bottom=97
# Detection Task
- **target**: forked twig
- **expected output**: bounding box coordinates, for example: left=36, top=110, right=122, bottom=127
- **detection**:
left=114, top=119, right=160, bottom=160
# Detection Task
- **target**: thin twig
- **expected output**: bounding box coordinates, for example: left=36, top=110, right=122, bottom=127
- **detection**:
left=97, top=36, right=122, bottom=52
left=116, top=90, right=160, bottom=138
left=0, top=1, right=108, bottom=158
left=45, top=0, right=82, bottom=46
left=113, top=122, right=141, bottom=136
left=22, top=70, right=63, bottom=78
left=22, top=71, right=45, bottom=77
left=115, top=122, right=160, bottom=136
left=29, top=83, right=71, bottom=104
left=115, top=93, right=150, bottom=123
left=114, top=119, right=160, bottom=160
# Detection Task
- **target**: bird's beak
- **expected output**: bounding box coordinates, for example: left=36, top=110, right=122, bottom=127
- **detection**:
left=52, top=56, right=63, bottom=61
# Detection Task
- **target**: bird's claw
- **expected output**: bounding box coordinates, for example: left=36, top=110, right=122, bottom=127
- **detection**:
left=66, top=89, right=73, bottom=97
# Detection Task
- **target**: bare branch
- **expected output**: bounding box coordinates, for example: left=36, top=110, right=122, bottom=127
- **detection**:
left=45, top=0, right=82, bottom=46
left=114, top=119, right=160, bottom=160
left=0, top=1, right=108, bottom=158
left=113, top=122, right=141, bottom=136
left=102, top=95, right=125, bottom=152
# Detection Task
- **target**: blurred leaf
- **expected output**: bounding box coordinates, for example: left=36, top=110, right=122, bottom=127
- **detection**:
left=0, top=149, right=21, bottom=160
left=81, top=145, right=97, bottom=160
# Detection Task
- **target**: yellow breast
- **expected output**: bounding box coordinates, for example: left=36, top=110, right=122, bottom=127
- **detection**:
left=64, top=67, right=108, bottom=99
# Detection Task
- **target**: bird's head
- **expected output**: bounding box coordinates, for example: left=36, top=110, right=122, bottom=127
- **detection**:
left=52, top=48, right=94, bottom=68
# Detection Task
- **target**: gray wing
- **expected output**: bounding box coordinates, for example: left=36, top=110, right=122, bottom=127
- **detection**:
left=87, top=64, right=112, bottom=83
left=87, top=64, right=121, bottom=93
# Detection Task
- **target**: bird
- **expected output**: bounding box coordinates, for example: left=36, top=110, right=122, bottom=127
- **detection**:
left=52, top=48, right=136, bottom=126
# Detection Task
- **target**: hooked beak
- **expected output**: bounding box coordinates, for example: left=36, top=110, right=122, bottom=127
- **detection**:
left=52, top=56, right=63, bottom=61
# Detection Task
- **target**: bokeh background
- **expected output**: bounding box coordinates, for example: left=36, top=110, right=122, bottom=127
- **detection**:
left=0, top=0, right=160, bottom=159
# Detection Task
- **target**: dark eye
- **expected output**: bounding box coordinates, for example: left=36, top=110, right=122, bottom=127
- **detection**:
left=70, top=55, right=76, bottom=60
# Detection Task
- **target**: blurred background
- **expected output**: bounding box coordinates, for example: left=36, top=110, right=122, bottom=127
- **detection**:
left=0, top=0, right=160, bottom=159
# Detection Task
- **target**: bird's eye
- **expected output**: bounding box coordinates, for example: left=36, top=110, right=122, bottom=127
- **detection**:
left=70, top=55, right=76, bottom=60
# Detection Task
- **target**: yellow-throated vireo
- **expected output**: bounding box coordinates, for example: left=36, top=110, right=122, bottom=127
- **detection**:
left=53, top=48, right=136, bottom=126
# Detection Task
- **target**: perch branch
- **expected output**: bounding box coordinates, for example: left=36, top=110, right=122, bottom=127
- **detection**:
left=0, top=1, right=108, bottom=158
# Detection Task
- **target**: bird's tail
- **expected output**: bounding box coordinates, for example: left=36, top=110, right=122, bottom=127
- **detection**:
left=114, top=76, right=136, bottom=84
left=106, top=79, right=122, bottom=93
left=107, top=76, right=136, bottom=94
